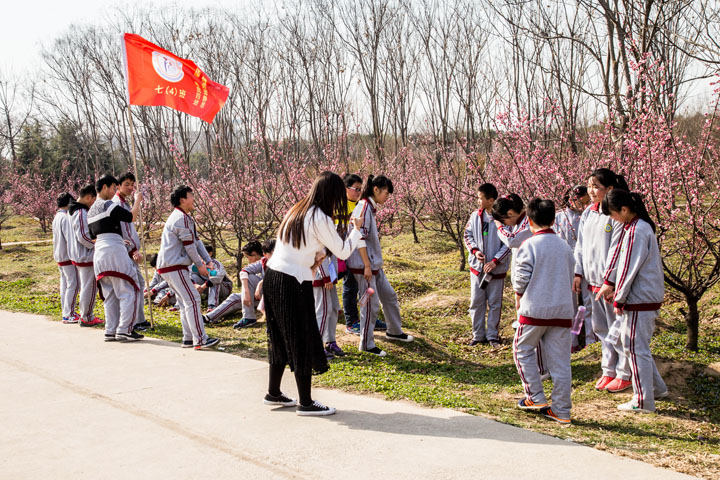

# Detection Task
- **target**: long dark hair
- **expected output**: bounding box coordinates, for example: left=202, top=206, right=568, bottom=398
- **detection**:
left=601, top=189, right=656, bottom=233
left=590, top=168, right=629, bottom=191
left=279, top=171, right=348, bottom=249
left=492, top=193, right=524, bottom=221
left=361, top=174, right=394, bottom=200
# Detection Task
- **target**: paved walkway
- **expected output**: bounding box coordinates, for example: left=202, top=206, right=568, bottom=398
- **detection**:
left=0, top=311, right=697, bottom=480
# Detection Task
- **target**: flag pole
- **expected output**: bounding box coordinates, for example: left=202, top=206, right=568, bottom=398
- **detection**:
left=126, top=103, right=155, bottom=330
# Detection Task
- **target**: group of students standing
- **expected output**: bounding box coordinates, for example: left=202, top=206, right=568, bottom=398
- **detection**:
left=464, top=168, right=667, bottom=424
left=51, top=166, right=667, bottom=420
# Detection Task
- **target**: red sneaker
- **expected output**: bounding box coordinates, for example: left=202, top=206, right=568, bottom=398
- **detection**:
left=595, top=375, right=615, bottom=391
left=80, top=317, right=104, bottom=327
left=606, top=378, right=632, bottom=393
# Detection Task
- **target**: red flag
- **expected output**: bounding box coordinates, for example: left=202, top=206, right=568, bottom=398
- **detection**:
left=122, top=33, right=229, bottom=123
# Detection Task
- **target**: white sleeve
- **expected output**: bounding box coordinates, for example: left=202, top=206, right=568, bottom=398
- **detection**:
left=315, top=214, right=361, bottom=260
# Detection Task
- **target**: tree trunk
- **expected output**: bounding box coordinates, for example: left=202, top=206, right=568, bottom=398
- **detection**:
left=411, top=217, right=419, bottom=244
left=458, top=241, right=466, bottom=272
left=684, top=294, right=699, bottom=352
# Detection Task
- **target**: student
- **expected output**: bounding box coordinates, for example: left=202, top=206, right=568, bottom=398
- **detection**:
left=112, top=172, right=150, bottom=331
left=574, top=168, right=632, bottom=393
left=204, top=239, right=275, bottom=327
left=555, top=185, right=595, bottom=352
left=347, top=175, right=414, bottom=357
left=146, top=254, right=176, bottom=307
left=601, top=189, right=668, bottom=413
left=190, top=244, right=233, bottom=311
left=464, top=183, right=509, bottom=346
left=68, top=184, right=103, bottom=327
left=53, top=192, right=79, bottom=324
left=314, top=254, right=344, bottom=358
left=264, top=171, right=363, bottom=416
left=156, top=185, right=219, bottom=350
left=513, top=198, right=575, bottom=425
left=88, top=174, right=144, bottom=342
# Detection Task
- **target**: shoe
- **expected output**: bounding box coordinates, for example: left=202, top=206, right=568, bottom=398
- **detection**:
left=202, top=314, right=210, bottom=324
left=489, top=340, right=502, bottom=348
left=264, top=393, right=297, bottom=407
left=194, top=337, right=220, bottom=350
left=62, top=316, right=79, bottom=324
left=80, top=317, right=104, bottom=327
left=518, top=398, right=548, bottom=410
left=116, top=331, right=144, bottom=341
left=134, top=321, right=151, bottom=331
left=539, top=406, right=571, bottom=424
left=168, top=306, right=178, bottom=312
left=104, top=333, right=117, bottom=342
left=656, top=390, right=669, bottom=399
left=540, top=372, right=551, bottom=381
left=469, top=339, right=488, bottom=346
left=571, top=345, right=584, bottom=353
left=375, top=318, right=387, bottom=331
left=181, top=340, right=194, bottom=348
left=362, top=347, right=387, bottom=357
left=346, top=322, right=360, bottom=335
left=617, top=400, right=653, bottom=413
left=385, top=332, right=414, bottom=343
left=606, top=378, right=632, bottom=393
left=207, top=307, right=215, bottom=313
left=233, top=318, right=257, bottom=329
left=326, top=342, right=346, bottom=357
left=296, top=401, right=336, bottom=416
left=595, top=375, right=615, bottom=391
left=324, top=347, right=335, bottom=359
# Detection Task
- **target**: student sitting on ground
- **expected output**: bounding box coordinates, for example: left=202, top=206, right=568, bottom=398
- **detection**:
left=190, top=244, right=233, bottom=311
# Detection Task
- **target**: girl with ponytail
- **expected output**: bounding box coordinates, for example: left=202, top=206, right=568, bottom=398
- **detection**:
left=346, top=174, right=414, bottom=357
left=599, top=189, right=667, bottom=412
left=574, top=168, right=632, bottom=393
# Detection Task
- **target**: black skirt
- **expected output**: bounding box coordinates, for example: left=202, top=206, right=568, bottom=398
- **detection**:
left=263, top=268, right=329, bottom=376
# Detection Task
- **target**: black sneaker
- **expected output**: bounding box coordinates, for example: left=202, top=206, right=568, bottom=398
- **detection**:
left=194, top=337, right=220, bottom=350
left=263, top=393, right=297, bottom=407
left=469, top=339, right=488, bottom=346
left=115, top=330, right=145, bottom=342
left=362, top=347, right=387, bottom=357
left=104, top=333, right=117, bottom=342
left=385, top=332, right=414, bottom=343
left=296, top=401, right=336, bottom=416
left=489, top=340, right=502, bottom=348
left=202, top=314, right=210, bottom=324
left=134, top=321, right=151, bottom=331
left=181, top=340, right=194, bottom=348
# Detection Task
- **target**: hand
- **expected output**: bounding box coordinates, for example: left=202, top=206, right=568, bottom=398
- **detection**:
left=595, top=284, right=614, bottom=303
left=158, top=294, right=169, bottom=307
left=483, top=262, right=497, bottom=273
left=363, top=265, right=372, bottom=282
left=474, top=251, right=486, bottom=262
left=132, top=250, right=142, bottom=262
left=515, top=293, right=521, bottom=310
left=572, top=276, right=582, bottom=293
left=197, top=264, right=209, bottom=277
left=350, top=216, right=363, bottom=231
left=255, top=281, right=263, bottom=300
left=614, top=307, right=623, bottom=315
left=324, top=282, right=334, bottom=290
left=195, top=283, right=206, bottom=293
left=243, top=292, right=252, bottom=307
left=134, top=190, right=143, bottom=204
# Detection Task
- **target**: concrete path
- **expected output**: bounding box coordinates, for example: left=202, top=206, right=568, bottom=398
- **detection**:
left=0, top=311, right=696, bottom=480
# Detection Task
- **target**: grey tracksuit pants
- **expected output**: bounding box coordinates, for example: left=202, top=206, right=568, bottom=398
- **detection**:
left=161, top=269, right=208, bottom=345
left=355, top=269, right=403, bottom=351
left=76, top=265, right=97, bottom=322
left=134, top=263, right=146, bottom=324
left=206, top=293, right=243, bottom=322
left=590, top=293, right=631, bottom=380
left=100, top=276, right=140, bottom=335
left=513, top=324, right=572, bottom=419
left=315, top=284, right=340, bottom=344
left=469, top=273, right=504, bottom=342
left=620, top=310, right=667, bottom=411
left=59, top=264, right=79, bottom=318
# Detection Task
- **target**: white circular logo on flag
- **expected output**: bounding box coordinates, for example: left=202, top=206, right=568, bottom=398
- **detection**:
left=152, top=51, right=184, bottom=82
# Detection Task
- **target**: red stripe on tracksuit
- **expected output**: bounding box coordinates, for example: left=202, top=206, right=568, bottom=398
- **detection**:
left=70, top=266, right=79, bottom=314
left=178, top=270, right=203, bottom=343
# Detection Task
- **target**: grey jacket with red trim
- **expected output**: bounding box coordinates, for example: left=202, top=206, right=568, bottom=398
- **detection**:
left=68, top=200, right=94, bottom=265
left=52, top=210, right=72, bottom=265
left=87, top=198, right=138, bottom=287
left=512, top=229, right=575, bottom=326
left=574, top=203, right=623, bottom=289
left=346, top=198, right=383, bottom=271
left=554, top=208, right=581, bottom=250
left=156, top=208, right=212, bottom=272
left=112, top=192, right=141, bottom=256
left=464, top=208, right=510, bottom=276
left=604, top=218, right=664, bottom=311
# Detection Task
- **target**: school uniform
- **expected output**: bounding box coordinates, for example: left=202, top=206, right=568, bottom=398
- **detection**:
left=606, top=218, right=667, bottom=411
left=68, top=200, right=97, bottom=322
left=157, top=208, right=213, bottom=346
left=147, top=271, right=176, bottom=306
left=512, top=229, right=575, bottom=420
left=205, top=258, right=266, bottom=323
left=346, top=198, right=406, bottom=352
left=190, top=258, right=233, bottom=309
left=313, top=256, right=340, bottom=344
left=555, top=208, right=595, bottom=346
left=112, top=192, right=146, bottom=325
left=464, top=208, right=510, bottom=342
left=575, top=203, right=630, bottom=381
left=88, top=198, right=141, bottom=335
left=52, top=209, right=79, bottom=320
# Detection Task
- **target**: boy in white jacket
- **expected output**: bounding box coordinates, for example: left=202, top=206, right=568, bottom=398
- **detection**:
left=512, top=198, right=575, bottom=425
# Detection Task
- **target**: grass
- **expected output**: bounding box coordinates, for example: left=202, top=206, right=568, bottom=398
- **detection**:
left=2, top=215, right=719, bottom=478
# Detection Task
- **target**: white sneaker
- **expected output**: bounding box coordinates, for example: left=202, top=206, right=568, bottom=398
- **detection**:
left=296, top=401, right=336, bottom=416
left=617, top=400, right=653, bottom=413
left=361, top=347, right=387, bottom=357
left=385, top=332, right=414, bottom=343
left=655, top=390, right=669, bottom=399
